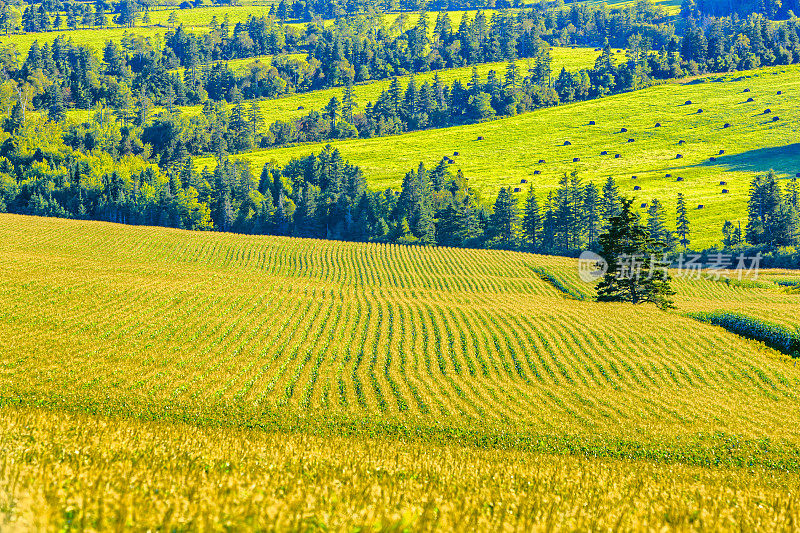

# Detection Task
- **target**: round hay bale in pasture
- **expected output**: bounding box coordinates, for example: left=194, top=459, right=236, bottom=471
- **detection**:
left=677, top=177, right=684, bottom=182
left=632, top=175, right=638, bottom=179
left=564, top=140, right=572, bottom=146
left=777, top=90, right=782, bottom=95
left=676, top=154, right=683, bottom=158
left=641, top=202, right=648, bottom=208
left=538, top=159, right=545, bottom=163
left=697, top=204, right=705, bottom=209
left=722, top=189, right=729, bottom=194
left=764, top=109, right=771, bottom=114
left=521, top=179, right=528, bottom=183
left=600, top=151, right=608, bottom=155
left=655, top=122, right=661, bottom=127
left=453, top=151, right=459, bottom=156
left=615, top=153, right=621, bottom=158
left=627, top=138, right=635, bottom=143
left=743, top=88, right=750, bottom=92
left=298, top=106, right=305, bottom=110
left=533, top=170, right=541, bottom=175
left=719, top=181, right=727, bottom=185
left=719, top=149, right=725, bottom=154
left=634, top=185, right=641, bottom=190
left=710, top=157, right=717, bottom=162
left=685, top=100, right=692, bottom=105
left=724, top=123, right=731, bottom=128
left=665, top=174, right=672, bottom=178
left=697, top=108, right=703, bottom=113
left=620, top=127, right=628, bottom=133
left=746, top=97, right=754, bottom=102
left=573, top=157, right=581, bottom=162
left=678, top=140, right=686, bottom=145
left=477, top=136, right=484, bottom=140
left=513, top=187, right=521, bottom=193
left=589, top=120, right=596, bottom=125
left=773, top=116, right=780, bottom=122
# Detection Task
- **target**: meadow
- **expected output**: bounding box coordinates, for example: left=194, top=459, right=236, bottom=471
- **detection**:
left=207, top=65, right=800, bottom=248
left=178, top=47, right=601, bottom=123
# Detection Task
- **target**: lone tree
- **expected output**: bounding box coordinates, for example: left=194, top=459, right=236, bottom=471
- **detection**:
left=595, top=197, right=675, bottom=310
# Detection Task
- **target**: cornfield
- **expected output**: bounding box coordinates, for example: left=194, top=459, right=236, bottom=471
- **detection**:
left=2, top=213, right=800, bottom=530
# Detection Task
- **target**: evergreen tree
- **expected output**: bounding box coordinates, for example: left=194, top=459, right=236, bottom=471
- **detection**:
left=675, top=192, right=690, bottom=248
left=596, top=198, right=676, bottom=310
left=488, top=186, right=519, bottom=248
left=646, top=198, right=676, bottom=251
left=522, top=184, right=541, bottom=248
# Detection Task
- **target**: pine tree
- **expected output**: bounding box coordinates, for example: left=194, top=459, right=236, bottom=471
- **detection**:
left=596, top=198, right=676, bottom=310
left=646, top=198, right=676, bottom=251
left=601, top=176, right=619, bottom=227
left=342, top=82, right=355, bottom=123
left=488, top=187, right=519, bottom=248
left=248, top=101, right=263, bottom=136
left=675, top=192, right=690, bottom=248
left=522, top=184, right=541, bottom=248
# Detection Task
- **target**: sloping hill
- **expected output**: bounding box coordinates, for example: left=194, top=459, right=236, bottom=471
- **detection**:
left=213, top=65, right=800, bottom=247
left=2, top=213, right=799, bottom=458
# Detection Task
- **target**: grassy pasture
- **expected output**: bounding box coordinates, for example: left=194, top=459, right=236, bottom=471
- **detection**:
left=178, top=47, right=600, bottom=123
left=209, top=65, right=800, bottom=248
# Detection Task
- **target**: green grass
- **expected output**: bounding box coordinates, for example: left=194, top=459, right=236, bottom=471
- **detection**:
left=205, top=65, right=800, bottom=248
left=178, top=47, right=600, bottom=123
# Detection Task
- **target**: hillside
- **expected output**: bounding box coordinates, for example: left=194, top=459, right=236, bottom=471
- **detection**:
left=213, top=65, right=800, bottom=248
left=2, top=214, right=799, bottom=528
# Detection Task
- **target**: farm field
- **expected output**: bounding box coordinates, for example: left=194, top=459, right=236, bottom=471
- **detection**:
left=1, top=214, right=800, bottom=528
left=4, top=405, right=800, bottom=531
left=178, top=47, right=601, bottom=123
left=210, top=65, right=800, bottom=248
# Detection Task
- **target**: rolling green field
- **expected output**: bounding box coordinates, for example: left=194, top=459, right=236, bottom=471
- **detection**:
left=208, top=65, right=800, bottom=249
left=178, top=47, right=600, bottom=123
left=1, top=214, right=800, bottom=530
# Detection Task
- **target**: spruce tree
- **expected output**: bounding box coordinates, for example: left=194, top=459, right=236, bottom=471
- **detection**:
left=675, top=192, right=690, bottom=248
left=596, top=198, right=676, bottom=310
left=522, top=184, right=541, bottom=248
left=488, top=187, right=519, bottom=249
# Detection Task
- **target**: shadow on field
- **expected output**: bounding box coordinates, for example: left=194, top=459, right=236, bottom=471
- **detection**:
left=697, top=144, right=800, bottom=176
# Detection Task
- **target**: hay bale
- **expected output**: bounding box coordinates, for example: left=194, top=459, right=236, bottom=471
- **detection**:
left=777, top=90, right=782, bottom=95
left=722, top=189, right=729, bottom=194
left=615, top=154, right=621, bottom=158
left=676, top=154, right=683, bottom=159
left=453, top=151, right=459, bottom=156
left=634, top=185, right=641, bottom=190
left=719, top=149, right=725, bottom=154
left=521, top=179, right=528, bottom=184
left=477, top=136, right=484, bottom=140
left=719, top=181, right=727, bottom=185
left=641, top=203, right=648, bottom=208
left=620, top=127, right=628, bottom=133
left=533, top=170, right=541, bottom=175
left=627, top=138, right=635, bottom=143
left=764, top=109, right=771, bottom=114
left=743, top=88, right=750, bottom=92
left=697, top=108, right=703, bottom=113
left=538, top=159, right=545, bottom=163
left=697, top=204, right=704, bottom=209
left=447, top=159, right=455, bottom=164
left=678, top=140, right=686, bottom=145
left=773, top=116, right=780, bottom=122
left=589, top=120, right=596, bottom=125
left=600, top=151, right=608, bottom=155
left=677, top=177, right=684, bottom=182
left=564, top=140, right=572, bottom=146
left=298, top=105, right=305, bottom=110
left=685, top=100, right=692, bottom=105
left=746, top=97, right=754, bottom=102
left=573, top=157, right=580, bottom=162
left=513, top=188, right=521, bottom=193
left=665, top=174, right=672, bottom=178
left=655, top=122, right=661, bottom=127
left=724, top=123, right=731, bottom=128
left=710, top=156, right=717, bottom=161
left=632, top=175, right=638, bottom=179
